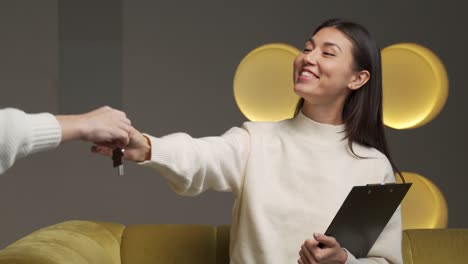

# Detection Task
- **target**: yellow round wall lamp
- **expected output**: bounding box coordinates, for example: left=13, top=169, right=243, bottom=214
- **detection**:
left=233, top=43, right=300, bottom=122
left=397, top=172, right=448, bottom=229
left=381, top=43, right=449, bottom=129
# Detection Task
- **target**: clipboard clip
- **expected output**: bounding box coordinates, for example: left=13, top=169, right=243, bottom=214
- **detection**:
left=366, top=183, right=385, bottom=186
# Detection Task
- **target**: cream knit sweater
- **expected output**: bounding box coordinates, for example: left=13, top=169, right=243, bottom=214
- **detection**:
left=0, top=108, right=61, bottom=175
left=142, top=111, right=403, bottom=264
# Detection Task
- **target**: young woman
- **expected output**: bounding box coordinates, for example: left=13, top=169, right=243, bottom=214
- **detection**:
left=93, top=18, right=403, bottom=264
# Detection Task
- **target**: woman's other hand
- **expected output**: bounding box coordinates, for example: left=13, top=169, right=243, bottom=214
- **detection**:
left=298, top=233, right=348, bottom=264
left=91, top=125, right=151, bottom=163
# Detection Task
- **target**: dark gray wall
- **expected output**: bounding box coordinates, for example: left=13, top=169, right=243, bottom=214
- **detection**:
left=59, top=0, right=122, bottom=113
left=0, top=0, right=466, bottom=248
left=0, top=0, right=58, bottom=113
left=0, top=0, right=60, bottom=248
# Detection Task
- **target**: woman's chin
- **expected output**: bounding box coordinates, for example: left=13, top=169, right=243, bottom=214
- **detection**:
left=293, top=85, right=311, bottom=98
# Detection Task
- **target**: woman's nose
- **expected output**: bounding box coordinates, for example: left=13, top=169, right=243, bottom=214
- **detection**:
left=303, top=50, right=318, bottom=65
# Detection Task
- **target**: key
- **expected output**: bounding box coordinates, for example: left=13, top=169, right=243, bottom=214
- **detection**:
left=112, top=148, right=124, bottom=176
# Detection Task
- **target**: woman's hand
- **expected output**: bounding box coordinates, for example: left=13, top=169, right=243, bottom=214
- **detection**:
left=298, top=233, right=348, bottom=264
left=91, top=125, right=151, bottom=163
left=56, top=106, right=132, bottom=147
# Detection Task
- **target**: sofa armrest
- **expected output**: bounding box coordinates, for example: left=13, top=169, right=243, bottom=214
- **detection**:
left=0, top=220, right=122, bottom=264
left=402, top=229, right=468, bottom=264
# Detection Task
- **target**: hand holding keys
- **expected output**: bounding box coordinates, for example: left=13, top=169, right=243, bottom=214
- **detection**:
left=112, top=148, right=124, bottom=176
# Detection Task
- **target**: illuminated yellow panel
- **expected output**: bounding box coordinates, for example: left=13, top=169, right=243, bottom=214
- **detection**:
left=233, top=43, right=300, bottom=121
left=382, top=43, right=448, bottom=129
left=397, top=172, right=448, bottom=229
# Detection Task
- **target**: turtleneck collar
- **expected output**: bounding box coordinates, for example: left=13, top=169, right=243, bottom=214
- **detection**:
left=288, top=110, right=348, bottom=145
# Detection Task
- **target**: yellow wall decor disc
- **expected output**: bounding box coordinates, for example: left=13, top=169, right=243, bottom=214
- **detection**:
left=397, top=172, right=448, bottom=229
left=233, top=43, right=301, bottom=121
left=381, top=43, right=449, bottom=129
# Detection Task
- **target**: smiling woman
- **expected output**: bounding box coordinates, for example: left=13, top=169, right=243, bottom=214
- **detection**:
left=92, top=18, right=404, bottom=264
left=294, top=27, right=371, bottom=120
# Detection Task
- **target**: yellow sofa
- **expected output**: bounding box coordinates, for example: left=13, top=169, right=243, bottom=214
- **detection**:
left=0, top=220, right=467, bottom=264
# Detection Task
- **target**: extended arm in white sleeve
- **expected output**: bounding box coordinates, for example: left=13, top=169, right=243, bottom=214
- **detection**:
left=0, top=108, right=61, bottom=175
left=140, top=126, right=250, bottom=196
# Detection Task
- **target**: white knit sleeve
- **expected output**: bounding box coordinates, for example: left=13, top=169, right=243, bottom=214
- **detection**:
left=140, top=125, right=250, bottom=196
left=0, top=108, right=62, bottom=174
left=345, top=159, right=403, bottom=264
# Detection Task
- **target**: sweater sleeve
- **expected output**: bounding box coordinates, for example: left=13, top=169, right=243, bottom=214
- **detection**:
left=140, top=125, right=250, bottom=196
left=345, top=159, right=403, bottom=264
left=0, top=108, right=62, bottom=175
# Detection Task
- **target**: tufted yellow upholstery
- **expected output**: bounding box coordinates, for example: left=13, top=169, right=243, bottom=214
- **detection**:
left=0, top=220, right=122, bottom=264
left=1, top=221, right=467, bottom=264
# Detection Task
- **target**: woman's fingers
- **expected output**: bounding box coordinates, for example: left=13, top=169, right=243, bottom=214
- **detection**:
left=301, top=243, right=316, bottom=264
left=91, top=145, right=114, bottom=157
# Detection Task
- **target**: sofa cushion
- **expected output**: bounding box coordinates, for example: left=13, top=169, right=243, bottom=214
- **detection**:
left=121, top=224, right=216, bottom=264
left=0, top=241, right=93, bottom=264
left=0, top=220, right=118, bottom=264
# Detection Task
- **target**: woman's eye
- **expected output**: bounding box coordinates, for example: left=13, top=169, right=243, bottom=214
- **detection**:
left=323, top=52, right=335, bottom=56
left=303, top=48, right=312, bottom=53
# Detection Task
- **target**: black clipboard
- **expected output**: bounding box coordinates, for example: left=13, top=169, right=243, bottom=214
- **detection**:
left=321, top=183, right=412, bottom=258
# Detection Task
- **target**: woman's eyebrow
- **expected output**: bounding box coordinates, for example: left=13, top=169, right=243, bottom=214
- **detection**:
left=307, top=38, right=342, bottom=53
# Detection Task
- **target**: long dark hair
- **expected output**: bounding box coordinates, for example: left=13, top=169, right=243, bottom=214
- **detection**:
left=294, top=18, right=403, bottom=182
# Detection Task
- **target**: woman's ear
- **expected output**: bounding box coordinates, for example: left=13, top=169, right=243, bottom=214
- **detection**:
left=348, top=70, right=370, bottom=90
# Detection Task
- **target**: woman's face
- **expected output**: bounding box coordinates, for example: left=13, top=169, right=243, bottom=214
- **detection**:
left=293, top=26, right=358, bottom=106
